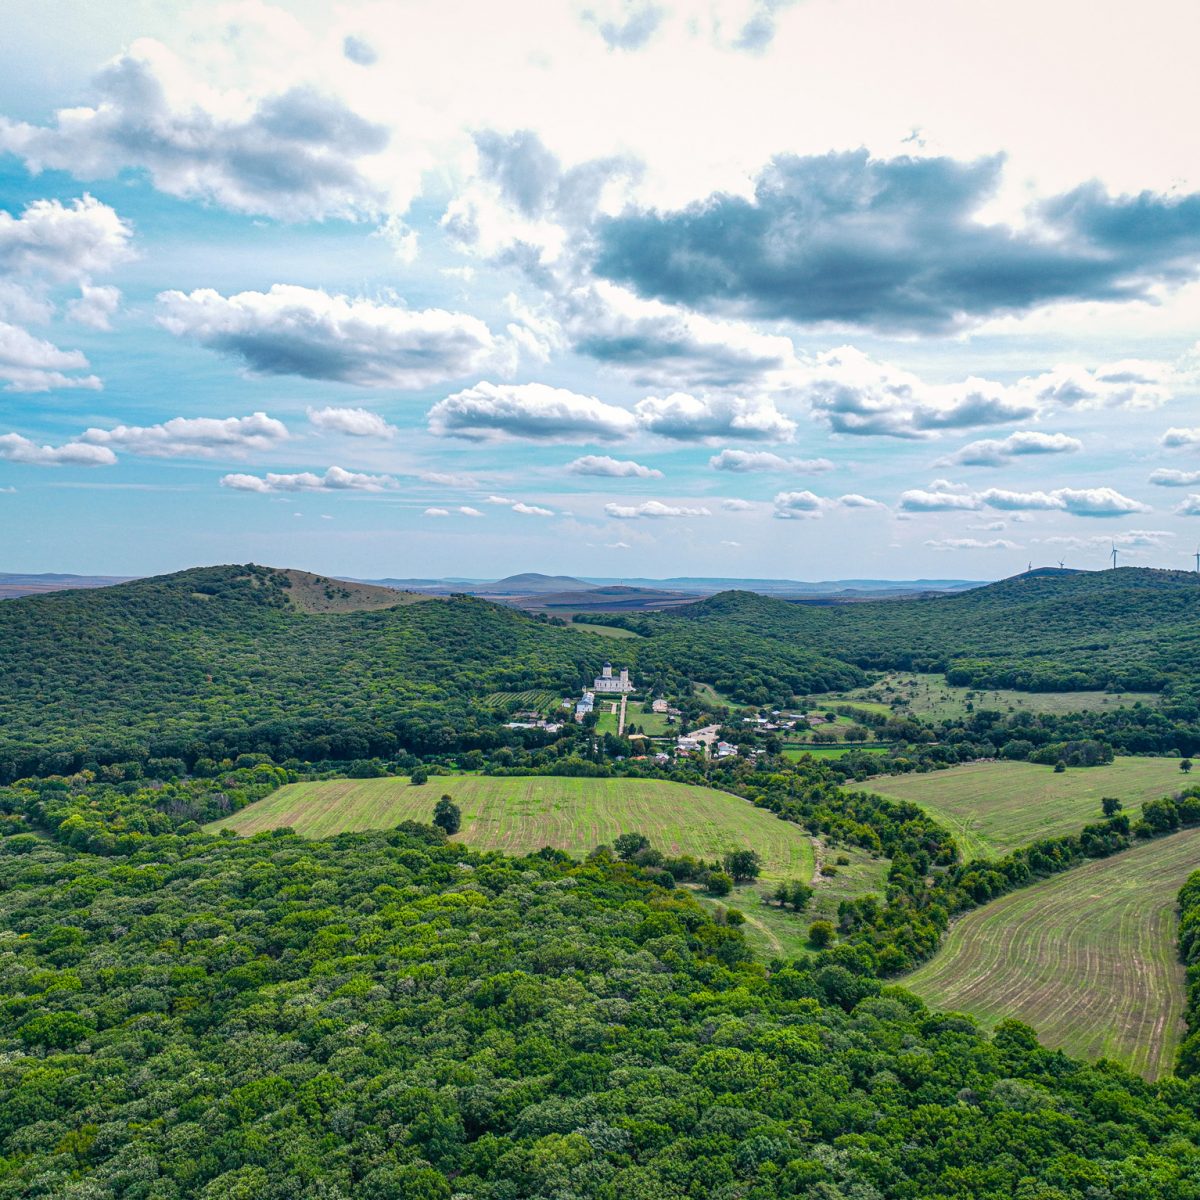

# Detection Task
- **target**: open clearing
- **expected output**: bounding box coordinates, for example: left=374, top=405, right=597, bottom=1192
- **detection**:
left=833, top=671, right=1159, bottom=722
left=208, top=775, right=814, bottom=880
left=903, top=825, right=1200, bottom=1080
left=572, top=623, right=642, bottom=639
left=851, top=757, right=1186, bottom=860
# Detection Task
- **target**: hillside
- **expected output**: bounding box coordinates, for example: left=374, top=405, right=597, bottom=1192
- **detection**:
left=0, top=564, right=861, bottom=775
left=661, top=568, right=1200, bottom=691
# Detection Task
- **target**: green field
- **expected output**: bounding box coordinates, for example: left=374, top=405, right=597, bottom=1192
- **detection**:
left=482, top=689, right=566, bottom=712
left=852, top=757, right=1186, bottom=860
left=835, top=672, right=1160, bottom=722
left=208, top=775, right=815, bottom=880
left=784, top=743, right=890, bottom=761
left=904, top=826, right=1200, bottom=1079
left=572, top=623, right=642, bottom=639
left=625, top=708, right=672, bottom=735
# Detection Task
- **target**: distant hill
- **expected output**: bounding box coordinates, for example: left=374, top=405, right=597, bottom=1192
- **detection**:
left=489, top=572, right=593, bottom=592
left=660, top=567, right=1200, bottom=691
left=0, top=572, right=133, bottom=600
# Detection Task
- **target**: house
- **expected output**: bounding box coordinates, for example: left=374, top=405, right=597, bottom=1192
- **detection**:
left=594, top=662, right=634, bottom=693
left=575, top=691, right=595, bottom=720
left=715, top=740, right=737, bottom=757
left=651, top=698, right=669, bottom=713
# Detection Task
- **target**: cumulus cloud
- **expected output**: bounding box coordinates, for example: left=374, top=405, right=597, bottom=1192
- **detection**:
left=512, top=501, right=555, bottom=516
left=1162, top=427, right=1200, bottom=448
left=939, top=431, right=1082, bottom=468
left=566, top=454, right=662, bottom=478
left=342, top=35, right=378, bottom=65
left=710, top=449, right=833, bottom=473
left=1028, top=361, right=1173, bottom=412
left=772, top=490, right=825, bottom=519
left=633, top=391, right=796, bottom=441
left=158, top=285, right=507, bottom=388
left=82, top=413, right=288, bottom=459
left=0, top=432, right=115, bottom=467
left=605, top=499, right=712, bottom=518
left=801, top=347, right=1035, bottom=439
left=0, top=321, right=101, bottom=392
left=220, top=465, right=395, bottom=493
left=424, top=505, right=482, bottom=517
left=721, top=498, right=755, bottom=511
left=594, top=149, right=1200, bottom=333
left=0, top=195, right=133, bottom=282
left=1149, top=468, right=1200, bottom=487
left=899, top=480, right=1150, bottom=517
left=66, top=284, right=121, bottom=330
left=837, top=493, right=887, bottom=510
left=430, top=382, right=636, bottom=442
left=926, top=537, right=1020, bottom=551
left=1175, top=496, right=1200, bottom=517
left=307, top=406, right=396, bottom=438
left=429, top=381, right=794, bottom=444
left=1038, top=529, right=1175, bottom=549
left=0, top=44, right=390, bottom=221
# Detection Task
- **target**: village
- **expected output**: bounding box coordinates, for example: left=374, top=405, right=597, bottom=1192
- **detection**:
left=497, top=661, right=855, bottom=764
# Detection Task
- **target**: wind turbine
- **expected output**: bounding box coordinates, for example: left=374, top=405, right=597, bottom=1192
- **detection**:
left=1111, top=541, right=1119, bottom=570
left=1058, top=559, right=1065, bottom=570
left=1194, top=545, right=1199, bottom=573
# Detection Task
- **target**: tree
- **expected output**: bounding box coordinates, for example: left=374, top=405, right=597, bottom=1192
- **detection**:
left=614, top=831, right=650, bottom=860
left=432, top=795, right=461, bottom=835
left=411, top=766, right=429, bottom=785
left=1102, top=796, right=1123, bottom=818
left=809, top=920, right=835, bottom=948
left=1183, top=759, right=1194, bottom=774
left=723, top=849, right=763, bottom=882
left=704, top=871, right=733, bottom=896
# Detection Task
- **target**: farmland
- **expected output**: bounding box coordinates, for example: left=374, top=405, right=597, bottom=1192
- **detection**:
left=481, top=689, right=566, bottom=712
left=903, top=825, right=1200, bottom=1079
left=784, top=743, right=889, bottom=761
left=572, top=622, right=642, bottom=639
left=834, top=671, right=1160, bottom=722
left=852, top=756, right=1186, bottom=859
left=208, top=775, right=815, bottom=880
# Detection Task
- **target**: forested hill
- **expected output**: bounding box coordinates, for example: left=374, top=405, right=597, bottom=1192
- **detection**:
left=654, top=568, right=1200, bottom=691
left=0, top=564, right=860, bottom=776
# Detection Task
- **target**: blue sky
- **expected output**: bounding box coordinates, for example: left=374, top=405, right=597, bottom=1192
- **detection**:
left=3, top=0, right=1200, bottom=580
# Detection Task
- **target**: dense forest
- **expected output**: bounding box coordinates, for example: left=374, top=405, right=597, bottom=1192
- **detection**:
left=4, top=816, right=1200, bottom=1199
left=607, top=568, right=1200, bottom=693
left=0, top=565, right=859, bottom=778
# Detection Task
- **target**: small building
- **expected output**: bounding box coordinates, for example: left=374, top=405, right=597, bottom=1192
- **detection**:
left=575, top=691, right=595, bottom=720
left=593, top=662, right=634, bottom=693
left=651, top=698, right=669, bottom=713
left=715, top=740, right=737, bottom=758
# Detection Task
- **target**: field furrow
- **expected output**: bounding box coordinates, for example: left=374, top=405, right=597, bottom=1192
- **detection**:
left=903, top=826, right=1200, bottom=1079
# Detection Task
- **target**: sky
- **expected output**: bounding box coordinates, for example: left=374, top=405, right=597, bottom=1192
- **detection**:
left=3, top=0, right=1200, bottom=580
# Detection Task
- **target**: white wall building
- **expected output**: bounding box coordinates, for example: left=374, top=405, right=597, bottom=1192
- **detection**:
left=593, top=662, right=633, bottom=693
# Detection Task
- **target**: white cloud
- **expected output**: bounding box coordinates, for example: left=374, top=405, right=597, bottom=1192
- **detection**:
left=900, top=480, right=1150, bottom=517
left=1027, top=361, right=1174, bottom=412
left=772, top=490, right=825, bottom=519
left=66, top=284, right=121, bottom=330
left=424, top=505, right=483, bottom=517
left=158, top=285, right=507, bottom=388
left=0, top=432, right=115, bottom=467
left=721, top=498, right=755, bottom=511
left=430, top=381, right=636, bottom=442
left=939, top=430, right=1082, bottom=468
left=0, top=42, right=393, bottom=221
left=459, top=505, right=484, bottom=517
left=512, top=501, right=555, bottom=516
left=0, top=321, right=101, bottom=392
left=424, top=507, right=451, bottom=516
left=1038, top=529, right=1175, bottom=549
left=307, top=406, right=396, bottom=438
left=709, top=449, right=833, bottom=473
left=0, top=195, right=133, bottom=282
left=1149, top=468, right=1200, bottom=487
left=802, top=347, right=1036, bottom=439
left=485, top=494, right=515, bottom=504
left=926, top=537, right=1020, bottom=551
left=837, top=493, right=887, bottom=510
left=1175, top=495, right=1200, bottom=517
left=82, top=413, right=288, bottom=459
left=634, top=391, right=796, bottom=441
left=1162, top=427, right=1200, bottom=448
left=605, top=499, right=712, bottom=518
left=566, top=454, right=662, bottom=478
left=220, top=465, right=396, bottom=493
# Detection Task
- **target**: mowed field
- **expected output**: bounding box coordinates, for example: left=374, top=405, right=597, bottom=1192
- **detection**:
left=853, top=757, right=1186, bottom=860
left=903, top=825, right=1200, bottom=1079
left=208, top=775, right=814, bottom=879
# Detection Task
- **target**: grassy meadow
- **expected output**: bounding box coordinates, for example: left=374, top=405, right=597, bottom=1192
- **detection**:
left=208, top=774, right=815, bottom=880
left=851, top=757, right=1187, bottom=860
left=903, top=825, right=1200, bottom=1080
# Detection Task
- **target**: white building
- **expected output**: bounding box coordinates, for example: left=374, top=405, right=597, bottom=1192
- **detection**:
left=593, top=662, right=633, bottom=693
left=651, top=698, right=669, bottom=713
left=575, top=691, right=595, bottom=719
